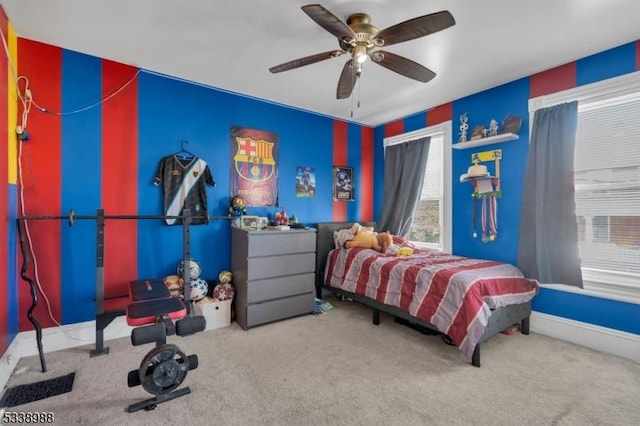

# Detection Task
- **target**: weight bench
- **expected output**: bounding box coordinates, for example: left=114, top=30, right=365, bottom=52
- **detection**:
left=125, top=279, right=206, bottom=413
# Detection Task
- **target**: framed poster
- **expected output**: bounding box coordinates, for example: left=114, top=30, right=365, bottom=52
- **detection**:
left=295, top=166, right=316, bottom=198
left=332, top=166, right=354, bottom=201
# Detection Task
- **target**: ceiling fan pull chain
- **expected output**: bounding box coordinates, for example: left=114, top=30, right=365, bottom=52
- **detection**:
left=357, top=70, right=361, bottom=109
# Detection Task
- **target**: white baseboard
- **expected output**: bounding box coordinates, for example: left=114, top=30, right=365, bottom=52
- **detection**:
left=0, top=336, right=22, bottom=392
left=531, top=311, right=640, bottom=363
left=1, top=317, right=134, bottom=390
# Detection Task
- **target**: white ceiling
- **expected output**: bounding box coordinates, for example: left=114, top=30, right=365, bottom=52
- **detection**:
left=2, top=0, right=640, bottom=126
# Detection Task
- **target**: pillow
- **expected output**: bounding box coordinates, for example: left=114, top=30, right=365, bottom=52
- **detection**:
left=333, top=228, right=355, bottom=249
left=392, top=235, right=416, bottom=248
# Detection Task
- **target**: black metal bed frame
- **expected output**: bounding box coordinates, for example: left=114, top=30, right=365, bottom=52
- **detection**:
left=313, top=221, right=531, bottom=367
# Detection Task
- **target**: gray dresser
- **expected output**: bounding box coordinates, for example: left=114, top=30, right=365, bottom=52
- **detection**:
left=231, top=227, right=316, bottom=329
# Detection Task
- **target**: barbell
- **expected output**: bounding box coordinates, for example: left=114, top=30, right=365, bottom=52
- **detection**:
left=19, top=209, right=231, bottom=226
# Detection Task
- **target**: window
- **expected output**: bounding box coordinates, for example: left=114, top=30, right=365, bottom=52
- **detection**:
left=575, top=91, right=640, bottom=299
left=383, top=122, right=452, bottom=252
left=529, top=71, right=640, bottom=302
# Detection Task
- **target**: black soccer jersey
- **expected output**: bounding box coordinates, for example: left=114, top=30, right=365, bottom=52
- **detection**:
left=154, top=155, right=216, bottom=225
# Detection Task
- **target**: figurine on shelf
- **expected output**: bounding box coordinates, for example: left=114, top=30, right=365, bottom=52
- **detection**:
left=488, top=119, right=499, bottom=137
left=458, top=113, right=469, bottom=142
left=471, top=125, right=485, bottom=140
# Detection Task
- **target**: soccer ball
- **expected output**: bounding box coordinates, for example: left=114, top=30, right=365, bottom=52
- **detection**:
left=189, top=278, right=208, bottom=301
left=177, top=258, right=202, bottom=280
left=212, top=282, right=235, bottom=301
left=218, top=270, right=232, bottom=284
left=163, top=275, right=184, bottom=298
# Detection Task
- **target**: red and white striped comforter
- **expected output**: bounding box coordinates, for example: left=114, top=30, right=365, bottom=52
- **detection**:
left=324, top=247, right=539, bottom=360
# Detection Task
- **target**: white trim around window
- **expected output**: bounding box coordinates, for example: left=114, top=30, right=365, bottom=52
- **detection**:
left=529, top=70, right=640, bottom=305
left=383, top=121, right=452, bottom=253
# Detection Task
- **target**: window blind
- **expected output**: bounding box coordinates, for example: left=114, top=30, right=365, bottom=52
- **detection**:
left=575, top=94, right=640, bottom=278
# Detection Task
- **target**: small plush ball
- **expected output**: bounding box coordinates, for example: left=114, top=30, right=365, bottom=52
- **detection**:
left=189, top=278, right=209, bottom=301
left=218, top=270, right=233, bottom=284
left=212, top=282, right=235, bottom=301
left=163, top=275, right=184, bottom=298
left=177, top=258, right=202, bottom=279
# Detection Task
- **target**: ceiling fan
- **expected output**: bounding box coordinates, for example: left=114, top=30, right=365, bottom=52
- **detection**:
left=269, top=4, right=456, bottom=100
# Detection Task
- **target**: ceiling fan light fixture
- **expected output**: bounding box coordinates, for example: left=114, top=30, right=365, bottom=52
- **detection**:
left=353, top=44, right=368, bottom=64
left=271, top=4, right=456, bottom=100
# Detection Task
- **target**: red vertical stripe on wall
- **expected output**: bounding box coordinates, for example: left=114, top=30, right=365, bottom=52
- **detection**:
left=101, top=60, right=138, bottom=296
left=17, top=39, right=62, bottom=329
left=360, top=126, right=373, bottom=221
left=636, top=40, right=640, bottom=70
left=332, top=120, right=348, bottom=221
left=384, top=120, right=404, bottom=138
left=530, top=62, right=577, bottom=98
left=427, top=103, right=453, bottom=126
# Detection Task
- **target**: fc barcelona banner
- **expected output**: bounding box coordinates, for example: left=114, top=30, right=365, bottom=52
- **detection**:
left=230, top=125, right=279, bottom=206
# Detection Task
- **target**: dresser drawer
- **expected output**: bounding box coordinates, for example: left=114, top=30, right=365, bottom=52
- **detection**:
left=247, top=252, right=315, bottom=280
left=247, top=231, right=315, bottom=257
left=246, top=273, right=314, bottom=303
left=246, top=292, right=314, bottom=328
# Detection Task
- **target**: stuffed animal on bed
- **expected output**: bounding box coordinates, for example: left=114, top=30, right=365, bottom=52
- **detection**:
left=345, top=230, right=394, bottom=253
left=397, top=246, right=414, bottom=256
left=377, top=232, right=393, bottom=253
left=350, top=222, right=375, bottom=235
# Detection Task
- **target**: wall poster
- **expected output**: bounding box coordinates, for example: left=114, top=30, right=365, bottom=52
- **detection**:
left=295, top=166, right=316, bottom=198
left=230, top=125, right=279, bottom=206
left=332, top=166, right=354, bottom=201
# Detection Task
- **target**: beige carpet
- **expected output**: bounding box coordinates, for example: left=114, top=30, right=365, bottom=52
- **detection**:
left=2, top=296, right=639, bottom=426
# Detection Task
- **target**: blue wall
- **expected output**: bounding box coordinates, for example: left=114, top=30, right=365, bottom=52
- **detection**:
left=372, top=41, right=639, bottom=335
left=7, top=35, right=639, bottom=337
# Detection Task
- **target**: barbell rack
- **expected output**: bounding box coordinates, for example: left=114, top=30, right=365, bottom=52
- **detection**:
left=17, top=208, right=231, bottom=370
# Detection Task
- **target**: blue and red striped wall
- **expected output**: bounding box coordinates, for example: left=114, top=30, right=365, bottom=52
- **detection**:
left=2, top=32, right=376, bottom=339
left=2, top=8, right=639, bottom=358
left=1, top=7, right=19, bottom=356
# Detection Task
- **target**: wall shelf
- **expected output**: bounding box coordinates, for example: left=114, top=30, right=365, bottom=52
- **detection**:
left=452, top=132, right=519, bottom=150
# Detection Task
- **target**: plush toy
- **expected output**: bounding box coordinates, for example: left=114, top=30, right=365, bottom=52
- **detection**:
left=345, top=230, right=394, bottom=253
left=397, top=246, right=414, bottom=256
left=377, top=232, right=393, bottom=253
left=350, top=222, right=374, bottom=235
left=345, top=230, right=381, bottom=251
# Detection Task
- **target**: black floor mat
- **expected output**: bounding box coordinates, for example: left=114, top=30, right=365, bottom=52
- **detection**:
left=0, top=372, right=75, bottom=408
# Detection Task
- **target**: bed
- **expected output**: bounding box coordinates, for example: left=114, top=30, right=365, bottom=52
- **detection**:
left=314, top=221, right=539, bottom=367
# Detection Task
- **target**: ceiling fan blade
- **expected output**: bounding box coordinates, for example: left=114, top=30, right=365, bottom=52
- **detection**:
left=371, top=50, right=436, bottom=83
left=301, top=4, right=356, bottom=43
left=373, top=10, right=455, bottom=47
left=337, top=59, right=357, bottom=99
left=269, top=50, right=344, bottom=73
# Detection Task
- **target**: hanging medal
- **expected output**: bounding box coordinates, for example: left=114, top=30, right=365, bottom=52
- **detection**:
left=488, top=193, right=498, bottom=241
left=481, top=194, right=489, bottom=242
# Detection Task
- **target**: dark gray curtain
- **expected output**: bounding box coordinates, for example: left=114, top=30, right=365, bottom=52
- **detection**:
left=518, top=101, right=583, bottom=287
left=377, top=136, right=431, bottom=236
